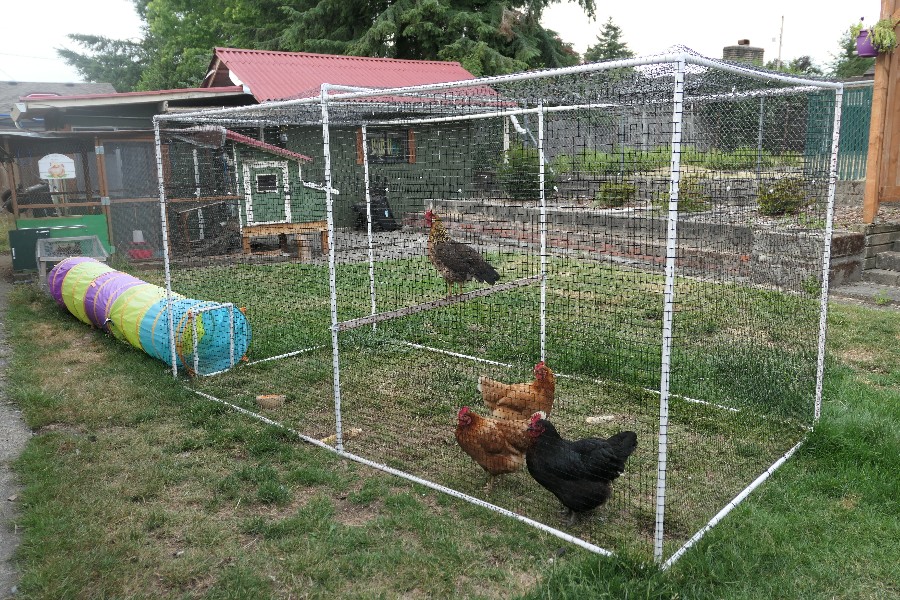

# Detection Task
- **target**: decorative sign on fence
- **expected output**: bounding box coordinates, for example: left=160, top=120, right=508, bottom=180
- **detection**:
left=38, top=153, right=76, bottom=180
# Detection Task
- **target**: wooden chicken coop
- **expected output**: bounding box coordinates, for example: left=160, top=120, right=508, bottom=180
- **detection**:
left=154, top=53, right=843, bottom=566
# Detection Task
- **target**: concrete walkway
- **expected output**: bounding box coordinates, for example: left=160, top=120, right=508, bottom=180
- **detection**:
left=0, top=255, right=31, bottom=599
left=829, top=280, right=900, bottom=310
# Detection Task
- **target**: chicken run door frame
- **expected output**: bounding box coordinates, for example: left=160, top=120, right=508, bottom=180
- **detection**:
left=152, top=54, right=844, bottom=566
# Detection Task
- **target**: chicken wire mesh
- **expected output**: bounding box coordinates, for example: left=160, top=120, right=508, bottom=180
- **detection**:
left=4, top=134, right=170, bottom=272
left=153, top=52, right=841, bottom=563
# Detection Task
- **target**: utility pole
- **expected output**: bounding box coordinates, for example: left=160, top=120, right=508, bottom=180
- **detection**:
left=776, top=15, right=784, bottom=69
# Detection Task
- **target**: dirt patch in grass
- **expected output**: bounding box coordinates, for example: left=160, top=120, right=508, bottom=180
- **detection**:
left=32, top=422, right=84, bottom=436
left=334, top=498, right=380, bottom=526
left=838, top=346, right=878, bottom=366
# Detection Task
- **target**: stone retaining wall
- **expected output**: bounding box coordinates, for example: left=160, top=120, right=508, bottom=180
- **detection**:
left=421, top=199, right=864, bottom=291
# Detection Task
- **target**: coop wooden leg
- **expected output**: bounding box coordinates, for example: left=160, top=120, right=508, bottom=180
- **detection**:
left=241, top=235, right=251, bottom=254
left=320, top=229, right=329, bottom=254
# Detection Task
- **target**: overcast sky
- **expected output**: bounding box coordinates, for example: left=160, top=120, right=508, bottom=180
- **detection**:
left=0, top=0, right=881, bottom=83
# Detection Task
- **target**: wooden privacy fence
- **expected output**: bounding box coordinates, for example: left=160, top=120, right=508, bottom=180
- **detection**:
left=863, top=0, right=900, bottom=223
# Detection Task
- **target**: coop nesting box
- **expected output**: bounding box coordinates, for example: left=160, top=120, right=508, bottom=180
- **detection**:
left=36, top=235, right=110, bottom=286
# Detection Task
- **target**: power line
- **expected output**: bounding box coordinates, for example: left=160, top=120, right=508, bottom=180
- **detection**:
left=0, top=51, right=61, bottom=61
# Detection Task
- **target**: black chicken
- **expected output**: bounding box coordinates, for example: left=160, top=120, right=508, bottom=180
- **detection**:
left=425, top=209, right=500, bottom=296
left=525, top=414, right=637, bottom=525
left=352, top=177, right=400, bottom=232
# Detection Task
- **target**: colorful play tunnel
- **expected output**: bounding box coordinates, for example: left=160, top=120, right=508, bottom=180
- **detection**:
left=48, top=257, right=251, bottom=375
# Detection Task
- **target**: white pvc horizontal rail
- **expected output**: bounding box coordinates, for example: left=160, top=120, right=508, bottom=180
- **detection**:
left=401, top=342, right=515, bottom=368
left=661, top=438, right=806, bottom=570
left=190, top=388, right=615, bottom=558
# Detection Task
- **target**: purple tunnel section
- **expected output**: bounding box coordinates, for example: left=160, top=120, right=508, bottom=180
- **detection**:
left=83, top=271, right=145, bottom=330
left=48, top=257, right=96, bottom=306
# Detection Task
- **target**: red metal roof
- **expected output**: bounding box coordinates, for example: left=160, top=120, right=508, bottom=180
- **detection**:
left=19, top=86, right=246, bottom=103
left=204, top=48, right=476, bottom=102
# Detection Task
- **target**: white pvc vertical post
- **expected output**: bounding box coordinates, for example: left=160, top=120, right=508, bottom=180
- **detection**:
left=756, top=97, right=765, bottom=178
left=152, top=118, right=179, bottom=378
left=361, top=125, right=378, bottom=329
left=321, top=85, right=345, bottom=452
left=192, top=148, right=201, bottom=198
left=654, top=56, right=687, bottom=564
left=229, top=304, right=235, bottom=368
left=814, top=86, right=843, bottom=423
left=537, top=104, right=548, bottom=363
left=191, top=311, right=200, bottom=375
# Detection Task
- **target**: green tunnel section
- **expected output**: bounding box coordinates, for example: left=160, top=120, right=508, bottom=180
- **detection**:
left=47, top=257, right=251, bottom=375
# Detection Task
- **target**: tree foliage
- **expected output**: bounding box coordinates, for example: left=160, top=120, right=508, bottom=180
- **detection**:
left=583, top=18, right=634, bottom=63
left=829, top=31, right=875, bottom=79
left=59, top=0, right=596, bottom=90
left=764, top=55, right=824, bottom=77
left=56, top=35, right=148, bottom=92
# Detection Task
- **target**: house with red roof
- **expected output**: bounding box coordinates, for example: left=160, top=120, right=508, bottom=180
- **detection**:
left=1, top=48, right=479, bottom=268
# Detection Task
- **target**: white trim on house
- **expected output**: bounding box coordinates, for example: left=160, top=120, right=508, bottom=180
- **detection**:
left=242, top=160, right=292, bottom=226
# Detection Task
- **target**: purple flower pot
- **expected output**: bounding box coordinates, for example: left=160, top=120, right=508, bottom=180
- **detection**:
left=856, top=30, right=878, bottom=57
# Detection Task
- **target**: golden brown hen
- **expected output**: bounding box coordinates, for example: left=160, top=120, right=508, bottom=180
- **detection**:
left=478, top=361, right=556, bottom=421
left=425, top=210, right=500, bottom=296
left=454, top=406, right=535, bottom=493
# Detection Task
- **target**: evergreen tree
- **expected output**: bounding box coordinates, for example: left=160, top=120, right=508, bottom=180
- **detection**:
left=59, top=0, right=594, bottom=90
left=583, top=17, right=634, bottom=63
left=57, top=35, right=148, bottom=92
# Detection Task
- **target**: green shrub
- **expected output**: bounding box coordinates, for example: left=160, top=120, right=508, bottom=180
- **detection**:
left=550, top=153, right=575, bottom=174
left=593, top=181, right=637, bottom=208
left=653, top=174, right=711, bottom=213
left=563, top=146, right=802, bottom=176
left=575, top=147, right=669, bottom=175
left=498, top=142, right=556, bottom=200
left=759, top=178, right=808, bottom=216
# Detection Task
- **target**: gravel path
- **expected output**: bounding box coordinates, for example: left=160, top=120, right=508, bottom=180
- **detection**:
left=0, top=255, right=30, bottom=599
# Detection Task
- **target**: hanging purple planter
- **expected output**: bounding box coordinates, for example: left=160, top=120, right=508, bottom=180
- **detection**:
left=856, top=30, right=879, bottom=57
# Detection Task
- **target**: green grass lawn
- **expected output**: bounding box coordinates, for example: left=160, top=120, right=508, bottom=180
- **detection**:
left=99, top=253, right=823, bottom=562
left=5, top=258, right=897, bottom=598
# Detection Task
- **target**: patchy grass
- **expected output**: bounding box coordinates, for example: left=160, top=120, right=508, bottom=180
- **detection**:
left=0, top=212, right=12, bottom=253
left=57, top=253, right=822, bottom=560
left=7, top=264, right=897, bottom=597
left=7, top=285, right=570, bottom=598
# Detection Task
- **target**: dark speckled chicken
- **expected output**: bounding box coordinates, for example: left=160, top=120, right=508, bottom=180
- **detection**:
left=425, top=210, right=500, bottom=296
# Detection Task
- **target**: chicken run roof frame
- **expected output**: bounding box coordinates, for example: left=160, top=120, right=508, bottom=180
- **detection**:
left=152, top=52, right=843, bottom=569
left=156, top=80, right=829, bottom=131
left=155, top=51, right=843, bottom=128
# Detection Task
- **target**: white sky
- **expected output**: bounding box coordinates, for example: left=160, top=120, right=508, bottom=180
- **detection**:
left=0, top=0, right=881, bottom=83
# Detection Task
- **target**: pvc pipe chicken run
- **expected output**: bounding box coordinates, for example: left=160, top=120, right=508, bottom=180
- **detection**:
left=47, top=257, right=251, bottom=375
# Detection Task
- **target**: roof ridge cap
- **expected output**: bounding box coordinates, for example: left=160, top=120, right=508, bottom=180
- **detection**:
left=215, top=47, right=462, bottom=67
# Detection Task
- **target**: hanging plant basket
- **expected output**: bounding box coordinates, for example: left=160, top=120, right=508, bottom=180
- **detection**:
left=856, top=30, right=879, bottom=57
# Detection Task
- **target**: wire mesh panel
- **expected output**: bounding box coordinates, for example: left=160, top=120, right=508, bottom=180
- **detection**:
left=155, top=51, right=841, bottom=563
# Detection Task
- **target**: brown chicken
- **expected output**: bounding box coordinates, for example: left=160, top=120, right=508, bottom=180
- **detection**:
left=478, top=361, right=556, bottom=421
left=425, top=209, right=500, bottom=296
left=454, top=406, right=535, bottom=493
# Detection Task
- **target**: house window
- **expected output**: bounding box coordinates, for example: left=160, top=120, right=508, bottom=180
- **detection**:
left=357, top=129, right=416, bottom=164
left=256, top=173, right=278, bottom=193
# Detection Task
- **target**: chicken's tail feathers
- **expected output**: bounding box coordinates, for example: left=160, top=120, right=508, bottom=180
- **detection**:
left=608, top=431, right=638, bottom=460
left=477, top=375, right=501, bottom=395
left=474, top=262, right=501, bottom=285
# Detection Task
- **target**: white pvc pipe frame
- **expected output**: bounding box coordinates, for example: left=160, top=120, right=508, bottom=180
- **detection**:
left=153, top=52, right=843, bottom=565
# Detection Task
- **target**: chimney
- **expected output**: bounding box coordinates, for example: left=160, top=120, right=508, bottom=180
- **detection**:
left=723, top=39, right=765, bottom=65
